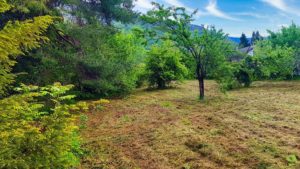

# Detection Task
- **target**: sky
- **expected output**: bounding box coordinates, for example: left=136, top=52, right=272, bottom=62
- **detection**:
left=134, top=0, right=300, bottom=37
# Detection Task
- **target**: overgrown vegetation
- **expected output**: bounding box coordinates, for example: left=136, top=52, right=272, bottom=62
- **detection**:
left=0, top=1, right=54, bottom=97
left=15, top=23, right=146, bottom=98
left=0, top=83, right=87, bottom=168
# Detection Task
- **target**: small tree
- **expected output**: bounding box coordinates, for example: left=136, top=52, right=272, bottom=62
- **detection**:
left=268, top=23, right=300, bottom=75
left=0, top=83, right=88, bottom=168
left=146, top=40, right=187, bottom=88
left=239, top=33, right=250, bottom=48
left=251, top=31, right=262, bottom=45
left=142, top=3, right=233, bottom=99
left=252, top=40, right=295, bottom=79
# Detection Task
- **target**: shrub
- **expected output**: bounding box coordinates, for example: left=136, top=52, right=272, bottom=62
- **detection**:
left=214, top=63, right=241, bottom=91
left=215, top=62, right=253, bottom=91
left=145, top=41, right=188, bottom=89
left=0, top=83, right=87, bottom=168
left=15, top=24, right=146, bottom=98
left=252, top=40, right=296, bottom=80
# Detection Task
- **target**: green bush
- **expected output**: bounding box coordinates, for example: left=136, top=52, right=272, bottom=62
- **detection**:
left=0, top=83, right=87, bottom=168
left=250, top=40, right=296, bottom=80
left=215, top=61, right=253, bottom=91
left=145, top=41, right=188, bottom=88
left=214, top=63, right=241, bottom=91
left=15, top=23, right=147, bottom=98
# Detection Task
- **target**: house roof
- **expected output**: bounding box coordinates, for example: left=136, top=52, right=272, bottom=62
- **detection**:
left=239, top=46, right=253, bottom=54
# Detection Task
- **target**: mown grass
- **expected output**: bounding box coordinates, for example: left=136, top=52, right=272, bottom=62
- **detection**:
left=80, top=80, right=300, bottom=169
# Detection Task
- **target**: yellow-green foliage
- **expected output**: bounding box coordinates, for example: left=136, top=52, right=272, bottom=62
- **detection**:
left=7, top=0, right=49, bottom=14
left=0, top=0, right=54, bottom=96
left=0, top=83, right=87, bottom=168
left=0, top=0, right=10, bottom=13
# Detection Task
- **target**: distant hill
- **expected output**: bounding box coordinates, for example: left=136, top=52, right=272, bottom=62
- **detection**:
left=229, top=37, right=252, bottom=44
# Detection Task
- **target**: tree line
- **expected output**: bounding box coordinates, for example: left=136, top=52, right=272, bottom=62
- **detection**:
left=239, top=31, right=263, bottom=48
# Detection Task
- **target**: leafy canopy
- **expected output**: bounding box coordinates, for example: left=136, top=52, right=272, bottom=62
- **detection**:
left=60, top=0, right=138, bottom=25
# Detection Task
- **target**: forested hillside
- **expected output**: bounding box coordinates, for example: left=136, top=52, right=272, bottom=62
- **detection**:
left=0, top=0, right=300, bottom=168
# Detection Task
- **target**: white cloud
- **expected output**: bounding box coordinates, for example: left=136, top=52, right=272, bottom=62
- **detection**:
left=233, top=12, right=267, bottom=19
left=261, top=0, right=300, bottom=16
left=206, top=0, right=241, bottom=21
left=164, top=0, right=186, bottom=9
left=261, top=0, right=288, bottom=11
left=134, top=0, right=154, bottom=13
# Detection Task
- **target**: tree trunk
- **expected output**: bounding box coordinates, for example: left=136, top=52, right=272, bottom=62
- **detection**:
left=196, top=64, right=205, bottom=100
left=199, top=75, right=204, bottom=100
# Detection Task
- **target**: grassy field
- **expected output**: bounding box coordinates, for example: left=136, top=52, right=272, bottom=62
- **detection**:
left=80, top=80, right=300, bottom=169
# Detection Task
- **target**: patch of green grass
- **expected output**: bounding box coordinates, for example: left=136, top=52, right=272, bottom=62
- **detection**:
left=119, top=114, right=135, bottom=123
left=181, top=117, right=192, bottom=125
left=243, top=112, right=273, bottom=121
left=182, top=163, right=192, bottom=169
left=160, top=101, right=173, bottom=108
left=209, top=128, right=224, bottom=136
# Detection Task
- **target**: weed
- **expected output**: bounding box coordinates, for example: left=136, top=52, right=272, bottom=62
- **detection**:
left=286, top=154, right=298, bottom=166
left=120, top=114, right=135, bottom=123
left=80, top=114, right=89, bottom=129
left=182, top=163, right=191, bottom=169
left=181, top=118, right=192, bottom=125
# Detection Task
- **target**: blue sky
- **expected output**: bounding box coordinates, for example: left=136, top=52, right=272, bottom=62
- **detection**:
left=134, top=0, right=300, bottom=37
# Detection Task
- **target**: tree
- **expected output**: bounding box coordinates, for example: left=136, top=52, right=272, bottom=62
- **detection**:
left=142, top=3, right=233, bottom=100
left=0, top=0, right=62, bottom=28
left=0, top=0, right=54, bottom=96
left=95, top=0, right=137, bottom=25
left=146, top=40, right=187, bottom=88
left=239, top=33, right=250, bottom=48
left=251, top=31, right=262, bottom=45
left=63, top=0, right=138, bottom=25
left=252, top=40, right=295, bottom=79
left=265, top=23, right=300, bottom=76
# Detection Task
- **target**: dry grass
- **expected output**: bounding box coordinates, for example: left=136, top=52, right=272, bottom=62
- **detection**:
left=80, top=80, right=300, bottom=169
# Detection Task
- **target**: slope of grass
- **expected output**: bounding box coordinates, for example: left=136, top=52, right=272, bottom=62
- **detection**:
left=80, top=80, right=300, bottom=169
